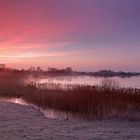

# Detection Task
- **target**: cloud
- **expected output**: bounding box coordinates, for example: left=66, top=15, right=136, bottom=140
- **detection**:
left=0, top=0, right=140, bottom=70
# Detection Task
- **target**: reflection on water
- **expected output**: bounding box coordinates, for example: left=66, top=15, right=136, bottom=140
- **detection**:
left=1, top=98, right=74, bottom=120
left=40, top=108, right=76, bottom=120
left=29, top=76, right=140, bottom=88
left=0, top=98, right=28, bottom=105
left=1, top=76, right=140, bottom=120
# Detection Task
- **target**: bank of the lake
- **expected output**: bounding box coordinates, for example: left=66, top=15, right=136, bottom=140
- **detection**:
left=0, top=101, right=140, bottom=140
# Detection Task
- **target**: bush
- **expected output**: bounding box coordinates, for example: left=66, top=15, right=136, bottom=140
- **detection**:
left=100, top=78, right=120, bottom=91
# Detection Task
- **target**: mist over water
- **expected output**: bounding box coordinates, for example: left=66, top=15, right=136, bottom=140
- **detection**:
left=29, top=76, right=140, bottom=88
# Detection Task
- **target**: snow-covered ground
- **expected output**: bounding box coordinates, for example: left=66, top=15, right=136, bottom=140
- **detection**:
left=0, top=101, right=140, bottom=140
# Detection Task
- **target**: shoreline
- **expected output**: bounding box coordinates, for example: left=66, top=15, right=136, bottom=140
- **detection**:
left=0, top=101, right=140, bottom=140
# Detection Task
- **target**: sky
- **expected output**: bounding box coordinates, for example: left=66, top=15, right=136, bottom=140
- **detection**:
left=0, top=0, right=140, bottom=71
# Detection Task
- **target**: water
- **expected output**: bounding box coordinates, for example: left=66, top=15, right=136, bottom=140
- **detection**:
left=29, top=76, right=140, bottom=88
left=1, top=98, right=74, bottom=120
left=3, top=75, right=139, bottom=120
left=0, top=98, right=28, bottom=106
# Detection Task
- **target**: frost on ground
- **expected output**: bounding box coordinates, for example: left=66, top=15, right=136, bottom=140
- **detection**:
left=0, top=101, right=140, bottom=140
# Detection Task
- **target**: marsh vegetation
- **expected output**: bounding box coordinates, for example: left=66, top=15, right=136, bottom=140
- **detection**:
left=0, top=71, right=140, bottom=120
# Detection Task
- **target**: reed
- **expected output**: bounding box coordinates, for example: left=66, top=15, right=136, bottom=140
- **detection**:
left=0, top=76, right=140, bottom=119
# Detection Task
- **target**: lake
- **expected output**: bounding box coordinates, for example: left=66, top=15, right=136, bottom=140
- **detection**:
left=29, top=76, right=140, bottom=88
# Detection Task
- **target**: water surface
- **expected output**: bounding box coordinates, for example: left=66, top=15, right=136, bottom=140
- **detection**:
left=29, top=76, right=140, bottom=88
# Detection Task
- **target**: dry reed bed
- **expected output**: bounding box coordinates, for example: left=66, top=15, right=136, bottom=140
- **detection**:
left=0, top=76, right=140, bottom=119
left=23, top=82, right=140, bottom=119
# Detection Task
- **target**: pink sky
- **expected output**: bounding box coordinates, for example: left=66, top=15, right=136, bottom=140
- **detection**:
left=0, top=0, right=140, bottom=71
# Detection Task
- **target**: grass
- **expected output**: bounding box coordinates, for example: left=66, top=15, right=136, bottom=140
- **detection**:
left=23, top=82, right=140, bottom=119
left=0, top=73, right=140, bottom=120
